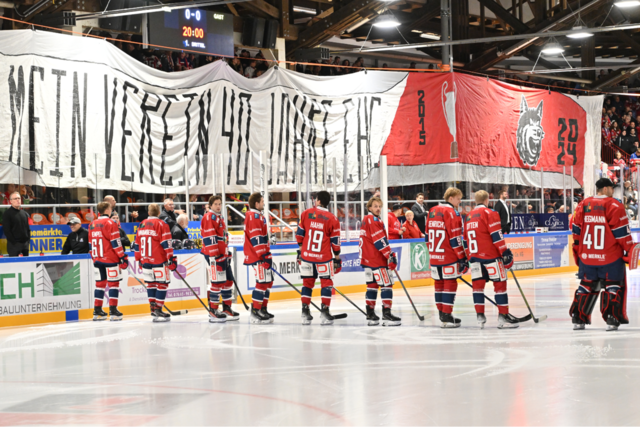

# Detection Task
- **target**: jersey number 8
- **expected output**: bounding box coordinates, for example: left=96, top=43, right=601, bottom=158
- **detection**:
left=583, top=224, right=605, bottom=250
left=428, top=229, right=446, bottom=253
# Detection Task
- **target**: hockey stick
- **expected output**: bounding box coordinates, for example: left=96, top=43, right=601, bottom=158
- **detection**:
left=126, top=267, right=187, bottom=316
left=333, top=286, right=367, bottom=317
left=226, top=262, right=250, bottom=311
left=174, top=270, right=214, bottom=314
left=509, top=269, right=548, bottom=323
left=458, top=276, right=530, bottom=323
left=393, top=270, right=425, bottom=321
left=271, top=267, right=348, bottom=319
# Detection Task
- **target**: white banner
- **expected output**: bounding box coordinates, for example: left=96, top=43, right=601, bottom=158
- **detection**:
left=0, top=30, right=407, bottom=194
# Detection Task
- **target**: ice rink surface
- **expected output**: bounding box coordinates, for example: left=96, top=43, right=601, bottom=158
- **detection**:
left=2, top=270, right=640, bottom=426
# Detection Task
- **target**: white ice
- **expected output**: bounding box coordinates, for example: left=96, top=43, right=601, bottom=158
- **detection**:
left=1, top=271, right=640, bottom=426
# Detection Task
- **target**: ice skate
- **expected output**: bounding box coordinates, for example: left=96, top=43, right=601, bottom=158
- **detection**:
left=152, top=308, right=171, bottom=322
left=606, top=315, right=620, bottom=331
left=259, top=307, right=274, bottom=323
left=209, top=309, right=227, bottom=323
left=301, top=304, right=313, bottom=325
left=381, top=307, right=401, bottom=326
left=477, top=313, right=487, bottom=329
left=109, top=306, right=123, bottom=322
left=93, top=306, right=108, bottom=321
left=366, top=306, right=380, bottom=326
left=222, top=304, right=240, bottom=321
left=497, top=313, right=519, bottom=329
left=320, top=304, right=334, bottom=325
left=572, top=314, right=586, bottom=330
left=439, top=311, right=461, bottom=328
left=250, top=307, right=270, bottom=324
left=149, top=302, right=157, bottom=317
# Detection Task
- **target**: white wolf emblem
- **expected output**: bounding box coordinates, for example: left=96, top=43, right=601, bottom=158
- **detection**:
left=516, top=96, right=545, bottom=167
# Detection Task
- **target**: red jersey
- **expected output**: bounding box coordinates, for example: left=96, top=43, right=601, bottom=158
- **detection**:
left=201, top=211, right=228, bottom=259
left=360, top=214, right=391, bottom=269
left=296, top=206, right=340, bottom=263
left=426, top=202, right=465, bottom=266
left=464, top=205, right=507, bottom=262
left=243, top=209, right=270, bottom=265
left=572, top=196, right=634, bottom=266
left=89, top=215, right=125, bottom=264
left=134, top=217, right=174, bottom=265
left=388, top=213, right=403, bottom=240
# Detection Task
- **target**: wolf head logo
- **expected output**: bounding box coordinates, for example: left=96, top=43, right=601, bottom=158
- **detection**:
left=516, top=96, right=545, bottom=167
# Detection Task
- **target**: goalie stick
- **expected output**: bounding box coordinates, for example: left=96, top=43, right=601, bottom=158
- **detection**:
left=509, top=269, right=548, bottom=323
left=127, top=267, right=187, bottom=316
left=271, top=267, right=348, bottom=319
left=458, top=276, right=530, bottom=323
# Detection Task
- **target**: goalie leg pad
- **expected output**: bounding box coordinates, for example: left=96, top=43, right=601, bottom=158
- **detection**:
left=569, top=280, right=601, bottom=325
left=441, top=279, right=458, bottom=314
left=600, top=280, right=629, bottom=324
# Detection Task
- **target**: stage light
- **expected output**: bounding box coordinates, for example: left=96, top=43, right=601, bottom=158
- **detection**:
left=541, top=42, right=564, bottom=55
left=567, top=25, right=593, bottom=39
left=615, top=1, right=640, bottom=8
left=372, top=14, right=400, bottom=28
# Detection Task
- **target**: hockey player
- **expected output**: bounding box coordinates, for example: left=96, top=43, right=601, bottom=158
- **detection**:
left=133, top=203, right=178, bottom=322
left=201, top=195, right=239, bottom=323
left=244, top=192, right=274, bottom=324
left=296, top=191, right=342, bottom=325
left=425, top=187, right=468, bottom=328
left=359, top=197, right=401, bottom=326
left=571, top=177, right=639, bottom=331
left=463, top=190, right=517, bottom=329
left=89, top=201, right=128, bottom=321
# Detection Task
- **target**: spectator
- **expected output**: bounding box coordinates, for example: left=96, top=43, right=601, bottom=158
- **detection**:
left=341, top=59, right=351, bottom=74
left=409, top=62, right=416, bottom=69
left=403, top=210, right=424, bottom=239
left=111, top=212, right=131, bottom=249
left=159, top=51, right=175, bottom=72
left=630, top=128, right=639, bottom=147
left=611, top=121, right=621, bottom=141
left=494, top=189, right=511, bottom=234
left=244, top=59, right=257, bottom=78
left=602, top=121, right=612, bottom=145
left=230, top=56, right=243, bottom=75
left=410, top=192, right=429, bottom=234
left=171, top=213, right=190, bottom=241
left=159, top=198, right=179, bottom=229
left=3, top=191, right=30, bottom=256
left=174, top=52, right=192, bottom=71
left=382, top=63, right=388, bottom=69
left=388, top=204, right=405, bottom=240
left=103, top=195, right=122, bottom=222
left=130, top=199, right=149, bottom=222
left=61, top=217, right=90, bottom=254
left=142, top=49, right=162, bottom=70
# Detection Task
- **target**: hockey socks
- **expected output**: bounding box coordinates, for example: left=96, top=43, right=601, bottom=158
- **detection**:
left=301, top=279, right=314, bottom=306
left=146, top=283, right=157, bottom=306
left=221, top=281, right=233, bottom=306
left=434, top=280, right=444, bottom=312
left=209, top=286, right=222, bottom=311
left=365, top=283, right=378, bottom=308
left=94, top=280, right=107, bottom=307
left=441, top=279, right=458, bottom=314
left=380, top=287, right=393, bottom=309
left=155, top=283, right=168, bottom=308
left=108, top=285, right=119, bottom=307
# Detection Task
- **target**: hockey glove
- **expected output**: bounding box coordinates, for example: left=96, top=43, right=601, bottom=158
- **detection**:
left=333, top=257, right=342, bottom=274
left=457, top=257, right=469, bottom=275
left=167, top=255, right=178, bottom=271
left=388, top=252, right=398, bottom=271
left=262, top=253, right=273, bottom=270
left=296, top=249, right=302, bottom=265
left=502, top=248, right=514, bottom=270
left=119, top=255, right=129, bottom=270
left=572, top=242, right=580, bottom=266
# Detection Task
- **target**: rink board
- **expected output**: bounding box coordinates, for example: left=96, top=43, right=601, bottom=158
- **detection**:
left=0, top=232, right=578, bottom=327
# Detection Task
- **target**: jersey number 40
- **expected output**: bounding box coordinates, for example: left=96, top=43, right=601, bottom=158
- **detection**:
left=583, top=225, right=605, bottom=250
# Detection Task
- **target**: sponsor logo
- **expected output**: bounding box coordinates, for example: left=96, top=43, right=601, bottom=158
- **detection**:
left=516, top=96, right=545, bottom=167
left=545, top=215, right=563, bottom=228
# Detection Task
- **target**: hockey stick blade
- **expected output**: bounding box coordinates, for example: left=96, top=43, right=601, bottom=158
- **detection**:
left=533, top=314, right=548, bottom=323
left=333, top=313, right=348, bottom=319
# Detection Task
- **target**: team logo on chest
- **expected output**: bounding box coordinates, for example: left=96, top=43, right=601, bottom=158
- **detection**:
left=516, top=96, right=545, bottom=167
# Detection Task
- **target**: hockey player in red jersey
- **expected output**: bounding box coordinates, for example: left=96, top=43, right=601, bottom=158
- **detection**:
left=359, top=197, right=401, bottom=326
left=426, top=187, right=468, bottom=328
left=464, top=191, right=518, bottom=329
left=200, top=195, right=237, bottom=323
left=244, top=192, right=274, bottom=324
left=296, top=191, right=342, bottom=325
left=571, top=178, right=639, bottom=331
left=132, top=203, right=177, bottom=322
left=89, top=201, right=128, bottom=321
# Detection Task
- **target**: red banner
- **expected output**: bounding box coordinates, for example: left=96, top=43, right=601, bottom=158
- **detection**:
left=382, top=73, right=587, bottom=185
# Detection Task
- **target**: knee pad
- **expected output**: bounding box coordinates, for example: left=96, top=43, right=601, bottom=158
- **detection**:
left=302, top=278, right=315, bottom=289
left=255, top=282, right=269, bottom=292
left=601, top=281, right=628, bottom=324
left=320, top=278, right=333, bottom=288
left=96, top=280, right=107, bottom=290
left=569, top=280, right=600, bottom=324
left=209, top=284, right=222, bottom=293
left=223, top=280, right=233, bottom=291
left=443, top=279, right=458, bottom=293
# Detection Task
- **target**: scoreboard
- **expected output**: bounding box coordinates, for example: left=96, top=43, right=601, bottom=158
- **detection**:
left=148, top=9, right=233, bottom=56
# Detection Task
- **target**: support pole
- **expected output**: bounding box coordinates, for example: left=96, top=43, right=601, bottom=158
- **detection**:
left=360, top=156, right=365, bottom=223
left=296, top=162, right=303, bottom=219
left=441, top=0, right=452, bottom=70
left=260, top=150, right=270, bottom=239
left=211, top=153, right=217, bottom=196
left=184, top=156, right=191, bottom=220
left=540, top=168, right=544, bottom=214
left=332, top=158, right=338, bottom=218
left=381, top=155, right=389, bottom=232
left=305, top=147, right=311, bottom=210
left=571, top=165, right=574, bottom=214
left=344, top=151, right=350, bottom=242
left=563, top=165, right=566, bottom=213
left=220, top=154, right=227, bottom=222
left=249, top=153, right=254, bottom=194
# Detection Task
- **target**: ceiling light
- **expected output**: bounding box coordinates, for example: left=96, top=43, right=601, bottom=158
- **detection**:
left=615, top=1, right=640, bottom=8
left=372, top=14, right=400, bottom=28
left=420, top=33, right=440, bottom=40
left=161, top=6, right=172, bottom=12
left=541, top=41, right=564, bottom=55
left=293, top=6, right=316, bottom=14
left=567, top=25, right=593, bottom=39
